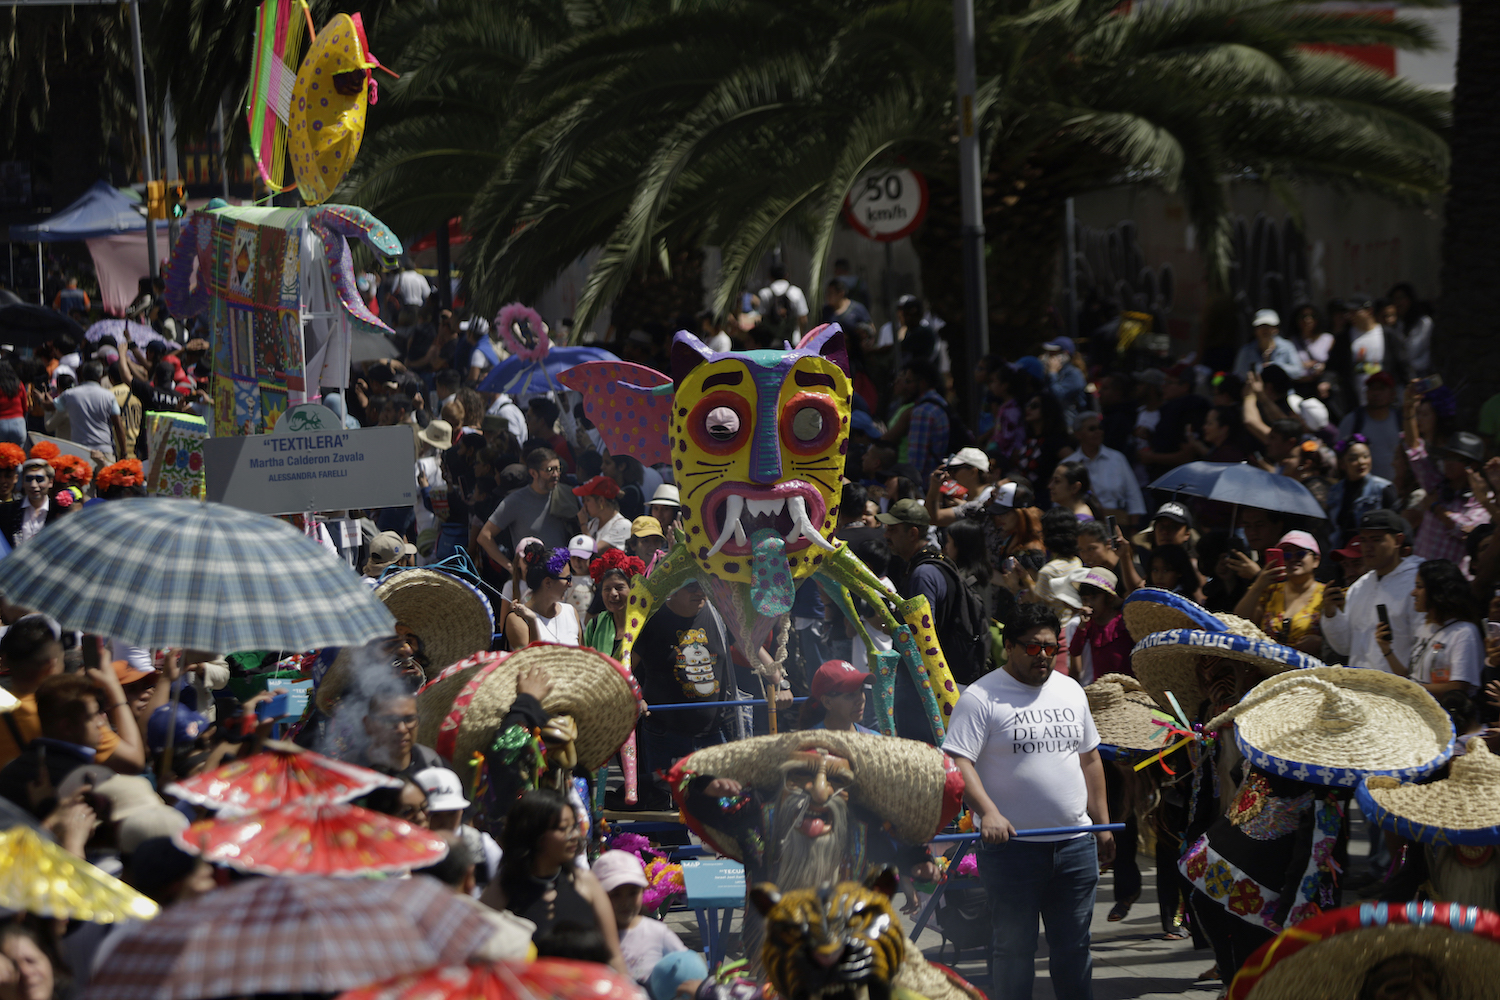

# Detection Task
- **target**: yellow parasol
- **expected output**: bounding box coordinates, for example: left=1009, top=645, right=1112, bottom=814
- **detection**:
left=0, top=826, right=159, bottom=923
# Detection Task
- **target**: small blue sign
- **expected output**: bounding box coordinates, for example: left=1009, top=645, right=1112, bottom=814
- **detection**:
left=680, top=859, right=745, bottom=909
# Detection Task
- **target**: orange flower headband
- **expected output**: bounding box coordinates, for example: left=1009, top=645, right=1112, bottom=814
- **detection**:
left=96, top=459, right=145, bottom=491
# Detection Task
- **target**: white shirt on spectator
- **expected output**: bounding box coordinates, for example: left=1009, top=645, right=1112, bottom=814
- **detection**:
left=590, top=511, right=631, bottom=552
left=1409, top=619, right=1483, bottom=693
left=756, top=279, right=810, bottom=319
left=1322, top=556, right=1424, bottom=672
left=1063, top=445, right=1145, bottom=516
left=18, top=498, right=47, bottom=545
left=942, top=667, right=1098, bottom=842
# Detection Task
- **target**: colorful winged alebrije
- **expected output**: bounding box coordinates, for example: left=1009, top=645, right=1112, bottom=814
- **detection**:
left=567, top=326, right=961, bottom=743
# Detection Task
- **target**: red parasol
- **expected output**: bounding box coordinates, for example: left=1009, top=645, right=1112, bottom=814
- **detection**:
left=340, top=958, right=642, bottom=1000
left=175, top=800, right=448, bottom=876
left=165, top=741, right=401, bottom=816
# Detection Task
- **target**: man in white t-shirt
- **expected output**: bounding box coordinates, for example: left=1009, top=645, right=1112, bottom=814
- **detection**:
left=942, top=602, right=1112, bottom=1000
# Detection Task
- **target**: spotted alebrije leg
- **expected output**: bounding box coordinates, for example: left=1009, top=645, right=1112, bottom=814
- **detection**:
left=617, top=538, right=698, bottom=671
left=749, top=528, right=794, bottom=616
left=888, top=623, right=946, bottom=743
left=813, top=573, right=899, bottom=735
left=894, top=594, right=960, bottom=731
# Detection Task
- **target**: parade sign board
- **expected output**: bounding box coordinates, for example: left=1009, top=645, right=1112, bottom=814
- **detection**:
left=203, top=403, right=415, bottom=515
left=680, top=859, right=746, bottom=909
left=842, top=168, right=928, bottom=242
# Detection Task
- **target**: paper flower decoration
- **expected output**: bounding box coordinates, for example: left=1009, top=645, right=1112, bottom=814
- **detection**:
left=0, top=443, right=26, bottom=470
left=50, top=454, right=93, bottom=488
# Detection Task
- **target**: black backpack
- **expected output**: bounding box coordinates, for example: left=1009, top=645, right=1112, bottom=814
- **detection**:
left=906, top=549, right=991, bottom=685
left=762, top=287, right=798, bottom=340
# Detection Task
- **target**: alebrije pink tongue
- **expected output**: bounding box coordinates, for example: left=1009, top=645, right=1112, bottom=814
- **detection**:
left=749, top=528, right=794, bottom=615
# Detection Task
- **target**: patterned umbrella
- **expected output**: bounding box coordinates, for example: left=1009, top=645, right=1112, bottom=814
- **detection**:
left=340, top=958, right=642, bottom=1000
left=84, top=318, right=169, bottom=348
left=175, top=801, right=448, bottom=876
left=0, top=826, right=159, bottom=923
left=165, top=744, right=401, bottom=817
left=0, top=498, right=394, bottom=652
left=86, top=876, right=495, bottom=1000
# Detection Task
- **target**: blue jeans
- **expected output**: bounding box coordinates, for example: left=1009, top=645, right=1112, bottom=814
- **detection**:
left=976, top=835, right=1099, bottom=1000
left=0, top=418, right=25, bottom=446
left=431, top=521, right=467, bottom=563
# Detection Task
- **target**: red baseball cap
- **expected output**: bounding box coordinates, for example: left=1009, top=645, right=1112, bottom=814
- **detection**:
left=1332, top=536, right=1363, bottom=560
left=571, top=475, right=621, bottom=499
left=810, top=660, right=872, bottom=703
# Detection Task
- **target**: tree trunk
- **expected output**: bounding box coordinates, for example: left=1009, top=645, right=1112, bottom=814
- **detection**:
left=1435, top=0, right=1500, bottom=420
left=911, top=159, right=1065, bottom=366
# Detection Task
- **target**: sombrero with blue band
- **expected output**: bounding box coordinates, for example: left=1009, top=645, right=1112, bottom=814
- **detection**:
left=1227, top=901, right=1500, bottom=999
left=1205, top=666, right=1453, bottom=789
left=1123, top=588, right=1227, bottom=642
left=1356, top=738, right=1500, bottom=846
left=1129, top=619, right=1308, bottom=718
left=1085, top=674, right=1170, bottom=755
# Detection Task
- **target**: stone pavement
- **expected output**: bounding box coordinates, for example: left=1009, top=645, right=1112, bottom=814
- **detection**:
left=658, top=807, right=1379, bottom=1000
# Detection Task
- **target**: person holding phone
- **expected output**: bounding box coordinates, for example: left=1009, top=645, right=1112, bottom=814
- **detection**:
left=1379, top=559, right=1484, bottom=696
left=1233, top=531, right=1327, bottom=655
left=1323, top=509, right=1423, bottom=672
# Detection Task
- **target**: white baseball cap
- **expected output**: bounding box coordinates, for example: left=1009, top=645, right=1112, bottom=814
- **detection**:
left=414, top=767, right=470, bottom=812
left=1252, top=309, right=1280, bottom=328
left=568, top=533, right=596, bottom=559
left=946, top=447, right=990, bottom=472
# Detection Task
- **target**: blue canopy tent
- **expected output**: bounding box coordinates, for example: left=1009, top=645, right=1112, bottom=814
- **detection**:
left=9, top=182, right=163, bottom=313
left=8, top=182, right=151, bottom=242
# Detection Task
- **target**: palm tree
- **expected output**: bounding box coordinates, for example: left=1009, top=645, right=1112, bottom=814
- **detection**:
left=352, top=0, right=1447, bottom=365
left=1434, top=0, right=1500, bottom=418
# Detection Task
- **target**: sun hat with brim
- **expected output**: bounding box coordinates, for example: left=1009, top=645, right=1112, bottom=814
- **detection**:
left=315, top=569, right=495, bottom=714
left=1356, top=738, right=1500, bottom=846
left=1226, top=901, right=1500, bottom=1000
left=416, top=419, right=453, bottom=451
left=1130, top=620, right=1311, bottom=717
left=1123, top=588, right=1227, bottom=643
left=1086, top=674, right=1170, bottom=753
left=1206, top=666, right=1454, bottom=788
left=666, top=731, right=963, bottom=860
left=374, top=569, right=494, bottom=677
left=1080, top=567, right=1118, bottom=597
left=415, top=645, right=643, bottom=791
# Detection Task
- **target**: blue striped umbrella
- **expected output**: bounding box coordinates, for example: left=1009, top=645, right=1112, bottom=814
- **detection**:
left=0, top=498, right=394, bottom=652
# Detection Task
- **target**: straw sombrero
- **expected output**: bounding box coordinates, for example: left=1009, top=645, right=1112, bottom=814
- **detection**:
left=1228, top=901, right=1500, bottom=1000
left=1130, top=619, right=1312, bottom=717
left=1123, top=588, right=1227, bottom=642
left=373, top=568, right=495, bottom=677
left=1207, top=666, right=1454, bottom=788
left=667, top=732, right=963, bottom=860
left=1356, top=738, right=1500, bottom=846
left=1085, top=674, right=1170, bottom=753
left=415, top=645, right=643, bottom=789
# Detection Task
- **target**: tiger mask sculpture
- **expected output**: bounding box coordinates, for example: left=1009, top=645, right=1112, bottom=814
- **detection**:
left=750, top=869, right=905, bottom=1000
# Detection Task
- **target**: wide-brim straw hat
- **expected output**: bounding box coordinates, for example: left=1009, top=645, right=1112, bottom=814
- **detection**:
left=1227, top=901, right=1500, bottom=1000
left=1123, top=588, right=1227, bottom=643
left=668, top=732, right=962, bottom=859
left=1207, top=666, right=1454, bottom=788
left=1356, top=737, right=1500, bottom=846
left=415, top=645, right=643, bottom=790
left=1085, top=674, right=1170, bottom=753
left=1130, top=617, right=1309, bottom=716
left=315, top=569, right=495, bottom=714
left=375, top=569, right=495, bottom=678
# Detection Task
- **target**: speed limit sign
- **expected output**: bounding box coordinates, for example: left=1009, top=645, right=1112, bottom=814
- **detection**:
left=842, top=168, right=929, bottom=242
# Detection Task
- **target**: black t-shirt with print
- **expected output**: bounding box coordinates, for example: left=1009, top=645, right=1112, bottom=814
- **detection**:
left=634, top=604, right=730, bottom=738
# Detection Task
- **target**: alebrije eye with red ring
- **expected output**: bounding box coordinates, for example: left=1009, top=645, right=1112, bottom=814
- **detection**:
left=780, top=392, right=838, bottom=456
left=688, top=391, right=750, bottom=456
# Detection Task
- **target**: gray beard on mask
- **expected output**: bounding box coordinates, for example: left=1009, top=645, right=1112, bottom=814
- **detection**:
left=771, top=786, right=852, bottom=893
left=1426, top=845, right=1500, bottom=910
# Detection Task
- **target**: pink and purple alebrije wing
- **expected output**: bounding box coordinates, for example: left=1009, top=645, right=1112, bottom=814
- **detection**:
left=559, top=361, right=673, bottom=466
